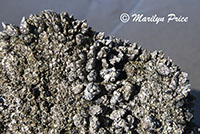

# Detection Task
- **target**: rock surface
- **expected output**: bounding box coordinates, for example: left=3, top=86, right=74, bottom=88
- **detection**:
left=0, top=10, right=199, bottom=134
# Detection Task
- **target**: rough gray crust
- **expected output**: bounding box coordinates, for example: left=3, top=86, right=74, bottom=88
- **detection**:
left=0, top=10, right=199, bottom=134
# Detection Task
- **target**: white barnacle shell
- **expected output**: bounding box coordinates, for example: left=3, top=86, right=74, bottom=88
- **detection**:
left=121, top=82, right=133, bottom=101
left=83, top=83, right=101, bottom=101
left=2, top=22, right=19, bottom=36
left=87, top=70, right=97, bottom=82
left=100, top=67, right=120, bottom=82
left=75, top=33, right=83, bottom=45
left=89, top=105, right=102, bottom=116
left=73, top=114, right=87, bottom=128
left=97, top=46, right=110, bottom=60
left=86, top=58, right=96, bottom=71
left=89, top=116, right=100, bottom=133
left=110, top=109, right=126, bottom=120
left=96, top=32, right=104, bottom=40
left=72, top=84, right=84, bottom=94
left=156, top=62, right=170, bottom=76
left=20, top=17, right=30, bottom=34
left=110, top=90, right=121, bottom=105
left=109, top=50, right=124, bottom=65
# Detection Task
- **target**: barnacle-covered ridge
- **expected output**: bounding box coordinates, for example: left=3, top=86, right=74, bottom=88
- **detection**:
left=0, top=10, right=198, bottom=134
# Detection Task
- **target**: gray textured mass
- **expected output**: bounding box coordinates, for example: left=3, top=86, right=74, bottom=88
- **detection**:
left=0, top=10, right=199, bottom=134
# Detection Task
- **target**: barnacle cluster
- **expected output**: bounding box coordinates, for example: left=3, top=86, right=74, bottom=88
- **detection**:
left=0, top=10, right=198, bottom=134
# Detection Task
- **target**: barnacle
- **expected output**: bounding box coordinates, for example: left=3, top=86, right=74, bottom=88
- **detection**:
left=0, top=10, right=199, bottom=134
